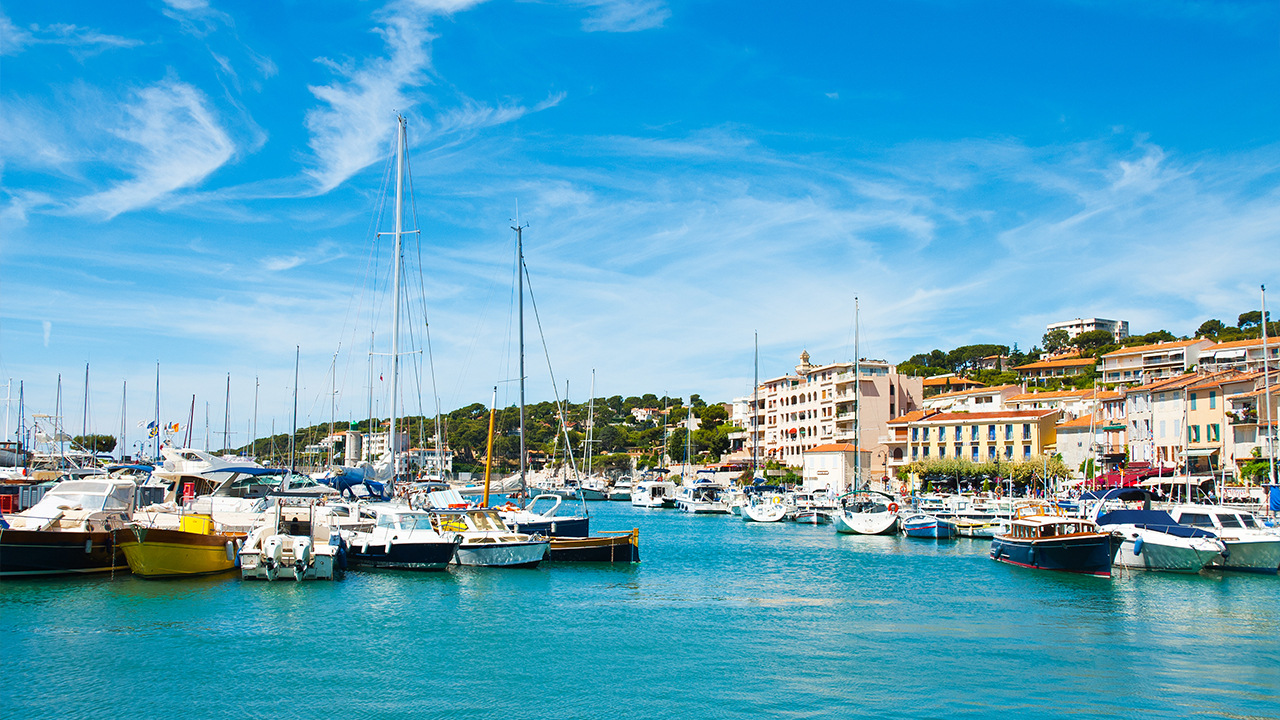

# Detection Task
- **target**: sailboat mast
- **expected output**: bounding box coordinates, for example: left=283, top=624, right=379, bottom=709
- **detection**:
left=388, top=114, right=406, bottom=486
left=513, top=209, right=528, bottom=504
left=753, top=333, right=759, bottom=481
left=330, top=349, right=337, bottom=468
left=1261, top=284, right=1274, bottom=489
left=56, top=375, right=63, bottom=468
left=853, top=297, right=860, bottom=494
left=290, top=345, right=299, bottom=472
left=223, top=373, right=231, bottom=454
left=483, top=386, right=497, bottom=507
left=186, top=395, right=194, bottom=448
left=153, top=362, right=160, bottom=460
left=82, top=363, right=89, bottom=443
left=119, top=380, right=126, bottom=462
left=253, top=376, right=259, bottom=459
left=587, top=369, right=595, bottom=477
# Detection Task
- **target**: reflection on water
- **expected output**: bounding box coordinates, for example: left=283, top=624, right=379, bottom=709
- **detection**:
left=2, top=501, right=1277, bottom=719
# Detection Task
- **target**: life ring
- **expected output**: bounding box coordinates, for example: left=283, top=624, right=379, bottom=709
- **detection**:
left=888, top=502, right=899, bottom=514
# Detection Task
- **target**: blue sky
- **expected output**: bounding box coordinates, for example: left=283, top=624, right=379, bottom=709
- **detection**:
left=2, top=0, right=1278, bottom=451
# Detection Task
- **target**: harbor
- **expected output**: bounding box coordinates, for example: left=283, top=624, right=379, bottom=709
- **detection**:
left=3, top=499, right=1278, bottom=719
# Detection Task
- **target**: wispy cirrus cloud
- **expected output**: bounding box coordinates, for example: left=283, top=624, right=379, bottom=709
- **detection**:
left=571, top=0, right=671, bottom=32
left=0, top=11, right=142, bottom=57
left=74, top=79, right=236, bottom=218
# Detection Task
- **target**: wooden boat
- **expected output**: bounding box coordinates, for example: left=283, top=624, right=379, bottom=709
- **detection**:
left=990, top=502, right=1121, bottom=577
left=902, top=513, right=956, bottom=538
left=0, top=478, right=135, bottom=576
left=118, top=513, right=245, bottom=578
left=547, top=529, right=639, bottom=562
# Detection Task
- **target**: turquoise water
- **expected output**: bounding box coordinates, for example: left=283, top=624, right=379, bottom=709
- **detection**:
left=2, top=502, right=1278, bottom=719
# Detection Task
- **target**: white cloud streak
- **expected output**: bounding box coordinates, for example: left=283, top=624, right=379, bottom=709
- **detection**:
left=572, top=0, right=671, bottom=32
left=0, top=12, right=142, bottom=56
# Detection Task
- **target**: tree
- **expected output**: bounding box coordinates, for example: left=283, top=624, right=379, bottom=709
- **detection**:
left=74, top=434, right=116, bottom=454
left=1042, top=329, right=1070, bottom=353
left=1072, top=329, right=1114, bottom=354
left=666, top=427, right=689, bottom=463
left=1195, top=319, right=1226, bottom=339
left=698, top=403, right=728, bottom=425
left=1238, top=310, right=1262, bottom=329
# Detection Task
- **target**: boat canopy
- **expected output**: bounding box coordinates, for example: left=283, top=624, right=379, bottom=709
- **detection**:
left=1095, top=509, right=1219, bottom=539
left=1082, top=487, right=1150, bottom=502
left=27, top=479, right=135, bottom=516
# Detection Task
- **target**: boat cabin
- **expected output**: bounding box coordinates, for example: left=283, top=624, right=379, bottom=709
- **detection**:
left=1007, top=520, right=1098, bottom=539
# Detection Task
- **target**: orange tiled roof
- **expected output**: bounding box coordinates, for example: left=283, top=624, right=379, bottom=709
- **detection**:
left=805, top=443, right=871, bottom=453
left=909, top=409, right=1059, bottom=423
left=1056, top=415, right=1099, bottom=429
left=925, top=384, right=1018, bottom=400
left=1008, top=389, right=1094, bottom=401
left=887, top=410, right=935, bottom=425
left=922, top=376, right=985, bottom=387
left=1204, top=338, right=1271, bottom=351
left=1013, top=357, right=1098, bottom=370
left=1102, top=339, right=1205, bottom=358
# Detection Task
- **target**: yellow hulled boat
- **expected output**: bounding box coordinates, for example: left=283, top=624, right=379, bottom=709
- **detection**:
left=118, top=514, right=246, bottom=578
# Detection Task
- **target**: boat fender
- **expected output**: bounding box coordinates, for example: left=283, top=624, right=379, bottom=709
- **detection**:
left=1028, top=548, right=1036, bottom=566
left=888, top=503, right=899, bottom=514
left=225, top=541, right=235, bottom=562
left=1133, top=537, right=1144, bottom=556
left=551, top=522, right=556, bottom=534
left=85, top=539, right=92, bottom=554
left=385, top=537, right=393, bottom=555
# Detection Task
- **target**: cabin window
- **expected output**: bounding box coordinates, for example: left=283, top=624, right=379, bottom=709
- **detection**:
left=1216, top=514, right=1242, bottom=528
left=1180, top=513, right=1213, bottom=528
left=1241, top=515, right=1258, bottom=528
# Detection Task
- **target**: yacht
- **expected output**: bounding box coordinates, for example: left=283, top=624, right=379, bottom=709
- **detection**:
left=607, top=476, right=633, bottom=501
left=0, top=477, right=136, bottom=576
left=338, top=504, right=461, bottom=571
left=429, top=508, right=548, bottom=567
left=1167, top=505, right=1280, bottom=574
left=1090, top=489, right=1225, bottom=573
left=740, top=491, right=788, bottom=522
left=674, top=484, right=731, bottom=514
left=499, top=493, right=590, bottom=537
left=631, top=479, right=678, bottom=508
left=990, top=502, right=1121, bottom=577
left=239, top=501, right=343, bottom=581
left=833, top=491, right=900, bottom=535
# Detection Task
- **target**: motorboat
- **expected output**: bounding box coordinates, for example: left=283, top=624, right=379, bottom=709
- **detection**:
left=833, top=491, right=901, bottom=535
left=337, top=504, right=461, bottom=571
left=499, top=494, right=590, bottom=537
left=1167, top=504, right=1280, bottom=574
left=239, top=501, right=343, bottom=581
left=952, top=518, right=1007, bottom=538
left=1089, top=489, right=1225, bottom=573
left=607, top=477, right=633, bottom=501
left=631, top=479, right=678, bottom=508
left=741, top=491, right=788, bottom=522
left=674, top=484, right=731, bottom=514
left=793, top=509, right=833, bottom=525
left=429, top=508, right=548, bottom=568
left=719, top=487, right=746, bottom=516
left=118, top=513, right=245, bottom=578
left=0, top=477, right=136, bottom=576
left=579, top=476, right=610, bottom=501
left=902, top=513, right=956, bottom=539
left=990, top=502, right=1122, bottom=577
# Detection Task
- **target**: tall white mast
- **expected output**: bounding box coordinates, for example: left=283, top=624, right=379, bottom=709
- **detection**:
left=290, top=346, right=299, bottom=471
left=752, top=332, right=759, bottom=482
left=388, top=114, right=406, bottom=485
left=586, top=369, right=596, bottom=477
left=513, top=204, right=528, bottom=504
left=853, top=297, right=861, bottom=493
left=1262, top=284, right=1275, bottom=488
left=118, top=380, right=126, bottom=462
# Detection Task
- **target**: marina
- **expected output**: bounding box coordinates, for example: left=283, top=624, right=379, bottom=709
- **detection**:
left=2, top=500, right=1278, bottom=719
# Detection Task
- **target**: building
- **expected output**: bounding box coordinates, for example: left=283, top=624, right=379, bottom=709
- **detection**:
left=921, top=374, right=985, bottom=397
left=1199, top=338, right=1280, bottom=373
left=975, top=355, right=1008, bottom=371
left=725, top=395, right=764, bottom=461
left=801, top=443, right=873, bottom=494
left=1047, top=317, right=1130, bottom=341
left=1223, top=371, right=1279, bottom=480
left=1055, top=415, right=1099, bottom=478
left=1005, top=388, right=1118, bottom=421
left=1013, top=357, right=1097, bottom=381
left=1100, top=339, right=1214, bottom=386
left=889, top=409, right=1061, bottom=467
left=759, top=351, right=923, bottom=477
left=363, top=430, right=409, bottom=462
left=630, top=407, right=661, bottom=424
left=921, top=385, right=1021, bottom=413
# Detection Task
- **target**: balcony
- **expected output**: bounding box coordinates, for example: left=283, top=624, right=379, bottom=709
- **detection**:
left=1228, top=410, right=1259, bottom=426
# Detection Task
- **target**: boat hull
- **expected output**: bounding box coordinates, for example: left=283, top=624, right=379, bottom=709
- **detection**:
left=793, top=511, right=832, bottom=525
left=547, top=531, right=639, bottom=562
left=834, top=512, right=899, bottom=535
left=741, top=504, right=787, bottom=522
left=507, top=516, right=590, bottom=538
left=1216, top=537, right=1280, bottom=574
left=118, top=527, right=243, bottom=578
left=0, top=529, right=128, bottom=576
left=453, top=540, right=548, bottom=568
left=346, top=539, right=460, bottom=571
left=990, top=533, right=1120, bottom=577
left=903, top=516, right=956, bottom=539
left=1113, top=535, right=1223, bottom=573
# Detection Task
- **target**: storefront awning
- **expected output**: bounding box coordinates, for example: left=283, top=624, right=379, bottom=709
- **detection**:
left=1181, top=447, right=1219, bottom=457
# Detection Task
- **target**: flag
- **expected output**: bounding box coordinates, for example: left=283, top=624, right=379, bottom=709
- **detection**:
left=149, top=427, right=158, bottom=438
left=168, top=422, right=180, bottom=433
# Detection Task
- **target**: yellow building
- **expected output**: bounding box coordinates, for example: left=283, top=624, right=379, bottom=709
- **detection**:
left=888, top=408, right=1061, bottom=465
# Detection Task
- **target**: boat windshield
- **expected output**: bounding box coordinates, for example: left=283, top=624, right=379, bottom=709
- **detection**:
left=395, top=513, right=434, bottom=531
left=1180, top=513, right=1214, bottom=528
left=33, top=481, right=133, bottom=514
left=468, top=511, right=506, bottom=532
left=1240, top=514, right=1258, bottom=528
left=1215, top=514, right=1243, bottom=528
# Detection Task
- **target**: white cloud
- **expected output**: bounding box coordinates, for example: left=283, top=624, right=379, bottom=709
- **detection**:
left=0, top=12, right=142, bottom=57
left=42, top=320, right=51, bottom=347
left=74, top=79, right=235, bottom=218
left=573, top=0, right=670, bottom=32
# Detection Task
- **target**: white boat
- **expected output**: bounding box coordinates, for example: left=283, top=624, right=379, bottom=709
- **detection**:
left=0, top=477, right=136, bottom=576
left=674, top=484, right=731, bottom=514
left=833, top=491, right=900, bottom=535
left=239, top=501, right=341, bottom=581
left=430, top=508, right=548, bottom=567
left=608, top=476, right=633, bottom=501
left=1167, top=504, right=1280, bottom=574
left=338, top=503, right=460, bottom=571
left=719, top=487, right=746, bottom=515
left=1088, top=489, right=1225, bottom=573
left=631, top=479, right=677, bottom=508
left=741, top=492, right=787, bottom=522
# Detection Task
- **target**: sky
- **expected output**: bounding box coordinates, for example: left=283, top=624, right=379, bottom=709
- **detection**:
left=1, top=0, right=1278, bottom=452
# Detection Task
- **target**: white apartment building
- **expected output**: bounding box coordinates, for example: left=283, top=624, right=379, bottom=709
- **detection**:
left=921, top=385, right=1021, bottom=413
left=760, top=351, right=923, bottom=477
left=801, top=443, right=873, bottom=494
left=1199, top=338, right=1280, bottom=372
left=1005, top=389, right=1120, bottom=421
left=1047, top=317, right=1130, bottom=340
left=1101, top=339, right=1214, bottom=386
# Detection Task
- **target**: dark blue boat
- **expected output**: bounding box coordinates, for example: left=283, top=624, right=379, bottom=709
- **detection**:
left=990, top=504, right=1121, bottom=577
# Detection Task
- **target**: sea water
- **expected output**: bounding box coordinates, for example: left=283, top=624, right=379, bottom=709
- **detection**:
left=2, top=502, right=1277, bottom=719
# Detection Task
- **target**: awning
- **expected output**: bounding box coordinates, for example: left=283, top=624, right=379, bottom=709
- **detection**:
left=1213, top=349, right=1247, bottom=360
left=1181, top=448, right=1219, bottom=457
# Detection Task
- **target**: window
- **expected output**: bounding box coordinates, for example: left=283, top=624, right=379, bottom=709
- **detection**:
left=988, top=425, right=996, bottom=441
left=912, top=427, right=919, bottom=442
left=1180, top=513, right=1212, bottom=527
left=922, top=427, right=930, bottom=441
left=1210, top=424, right=1220, bottom=442
left=1022, top=423, right=1031, bottom=440
left=1189, top=425, right=1200, bottom=443
left=1216, top=514, right=1242, bottom=528
left=970, top=425, right=978, bottom=441
left=1159, top=420, right=1166, bottom=439
left=954, top=426, right=962, bottom=441
left=971, top=446, right=979, bottom=461
left=955, top=444, right=963, bottom=458
left=1023, top=445, right=1032, bottom=459
left=1189, top=393, right=1197, bottom=411
left=912, top=447, right=919, bottom=460
left=1004, top=445, right=1013, bottom=460
left=1209, top=391, right=1216, bottom=409
left=938, top=446, right=945, bottom=458
left=1005, top=424, right=1013, bottom=440
left=922, top=446, right=930, bottom=458
left=987, top=446, right=996, bottom=460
